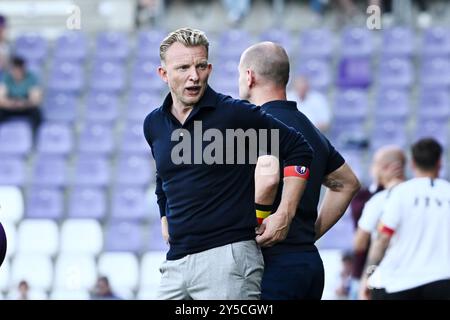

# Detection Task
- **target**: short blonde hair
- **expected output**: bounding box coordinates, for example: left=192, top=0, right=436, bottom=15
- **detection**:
left=160, top=28, right=209, bottom=62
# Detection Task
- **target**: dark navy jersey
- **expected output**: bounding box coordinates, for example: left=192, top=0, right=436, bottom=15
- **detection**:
left=144, top=87, right=314, bottom=260
left=261, top=100, right=345, bottom=255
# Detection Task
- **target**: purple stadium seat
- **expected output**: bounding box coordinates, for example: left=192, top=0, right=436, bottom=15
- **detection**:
left=218, top=29, right=252, bottom=58
left=90, top=62, right=126, bottom=93
left=14, top=34, right=48, bottom=63
left=126, top=92, right=160, bottom=120
left=333, top=90, right=368, bottom=122
left=260, top=28, right=292, bottom=54
left=378, top=58, right=414, bottom=89
left=418, top=89, right=450, bottom=120
left=120, top=122, right=151, bottom=155
left=53, top=32, right=88, bottom=62
left=298, top=29, right=334, bottom=60
left=374, top=89, right=409, bottom=121
left=341, top=27, right=374, bottom=58
left=136, top=29, right=166, bottom=61
left=37, top=123, right=73, bottom=155
left=26, top=187, right=63, bottom=219
left=72, top=155, right=111, bottom=187
left=341, top=151, right=365, bottom=181
left=42, top=93, right=77, bottom=123
left=421, top=27, right=450, bottom=57
left=420, top=58, right=450, bottom=88
left=130, top=59, right=165, bottom=92
left=0, top=121, right=32, bottom=155
left=330, top=119, right=367, bottom=151
left=104, top=221, right=144, bottom=253
left=0, top=156, right=26, bottom=186
left=370, top=120, right=408, bottom=151
left=210, top=74, right=239, bottom=98
left=337, top=57, right=372, bottom=89
left=84, top=92, right=119, bottom=123
left=295, top=59, right=331, bottom=91
left=68, top=187, right=106, bottom=220
left=381, top=27, right=415, bottom=58
left=115, top=154, right=154, bottom=186
left=94, top=32, right=129, bottom=61
left=111, top=187, right=148, bottom=220
left=47, top=62, right=84, bottom=93
left=78, top=122, right=115, bottom=155
left=30, top=155, right=67, bottom=187
left=414, top=120, right=448, bottom=147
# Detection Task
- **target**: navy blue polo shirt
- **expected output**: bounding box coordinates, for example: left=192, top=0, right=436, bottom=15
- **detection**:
left=260, top=100, right=345, bottom=255
left=143, top=87, right=314, bottom=260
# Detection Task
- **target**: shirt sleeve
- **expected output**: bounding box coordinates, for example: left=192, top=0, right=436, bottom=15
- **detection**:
left=358, top=195, right=382, bottom=233
left=143, top=113, right=167, bottom=218
left=232, top=100, right=314, bottom=169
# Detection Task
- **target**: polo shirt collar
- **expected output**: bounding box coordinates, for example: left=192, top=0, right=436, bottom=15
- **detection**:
left=161, top=85, right=218, bottom=113
left=261, top=100, right=298, bottom=111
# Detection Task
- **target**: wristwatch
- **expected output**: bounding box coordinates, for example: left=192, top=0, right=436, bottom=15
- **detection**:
left=366, top=265, right=377, bottom=277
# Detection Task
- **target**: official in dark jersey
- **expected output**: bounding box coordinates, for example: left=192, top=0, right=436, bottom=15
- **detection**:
left=238, top=42, right=361, bottom=300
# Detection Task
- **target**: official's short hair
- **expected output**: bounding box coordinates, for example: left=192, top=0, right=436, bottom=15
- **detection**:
left=11, top=56, right=25, bottom=68
left=160, top=28, right=209, bottom=62
left=240, top=42, right=290, bottom=88
left=411, top=138, right=442, bottom=171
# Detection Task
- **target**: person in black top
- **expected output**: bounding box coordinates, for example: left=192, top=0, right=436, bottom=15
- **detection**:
left=238, top=42, right=361, bottom=300
left=143, top=28, right=314, bottom=299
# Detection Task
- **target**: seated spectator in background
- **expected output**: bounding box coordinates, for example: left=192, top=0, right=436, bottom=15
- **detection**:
left=135, top=0, right=164, bottom=28
left=90, top=276, right=121, bottom=300
left=222, top=0, right=251, bottom=26
left=335, top=251, right=354, bottom=299
left=287, top=75, right=331, bottom=133
left=0, top=14, right=10, bottom=77
left=17, top=280, right=30, bottom=300
left=0, top=56, right=43, bottom=134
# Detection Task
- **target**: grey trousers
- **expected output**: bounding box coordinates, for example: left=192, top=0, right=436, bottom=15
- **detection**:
left=157, top=240, right=264, bottom=300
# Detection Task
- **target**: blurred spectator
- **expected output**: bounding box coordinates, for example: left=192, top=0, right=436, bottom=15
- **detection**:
left=0, top=14, right=10, bottom=77
left=309, top=0, right=328, bottom=15
left=335, top=251, right=354, bottom=299
left=136, top=0, right=164, bottom=28
left=90, top=276, right=121, bottom=300
left=362, top=138, right=450, bottom=300
left=222, top=0, right=251, bottom=26
left=287, top=75, right=331, bottom=133
left=348, top=149, right=385, bottom=299
left=0, top=56, right=42, bottom=135
left=353, top=146, right=406, bottom=299
left=17, top=280, right=30, bottom=300
left=382, top=0, right=430, bottom=28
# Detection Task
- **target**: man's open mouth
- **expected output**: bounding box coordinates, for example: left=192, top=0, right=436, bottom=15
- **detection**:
left=185, top=86, right=201, bottom=95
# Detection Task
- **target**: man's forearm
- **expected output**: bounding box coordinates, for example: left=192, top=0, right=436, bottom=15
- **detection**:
left=366, top=233, right=391, bottom=267
left=256, top=176, right=308, bottom=247
left=277, top=176, right=308, bottom=221
left=315, top=163, right=360, bottom=240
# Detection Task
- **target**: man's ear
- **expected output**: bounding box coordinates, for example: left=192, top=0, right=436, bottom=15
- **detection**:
left=158, top=66, right=168, bottom=83
left=247, top=69, right=255, bottom=88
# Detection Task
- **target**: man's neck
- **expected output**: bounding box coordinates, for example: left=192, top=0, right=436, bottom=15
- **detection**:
left=171, top=101, right=193, bottom=125
left=414, top=169, right=439, bottom=179
left=385, top=177, right=405, bottom=189
left=250, top=86, right=286, bottom=106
